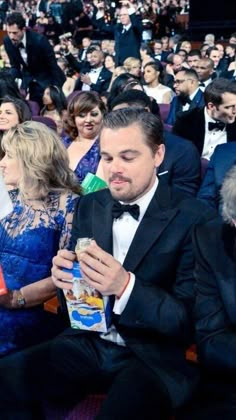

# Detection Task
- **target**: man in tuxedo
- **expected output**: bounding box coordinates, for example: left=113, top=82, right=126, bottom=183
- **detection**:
left=111, top=89, right=201, bottom=196
left=194, top=57, right=215, bottom=91
left=78, top=36, right=92, bottom=61
left=4, top=12, right=65, bottom=104
left=198, top=142, right=236, bottom=211
left=65, top=46, right=112, bottom=93
left=187, top=167, right=236, bottom=420
left=206, top=46, right=227, bottom=76
left=95, top=1, right=142, bottom=65
left=153, top=39, right=170, bottom=62
left=173, top=78, right=236, bottom=159
left=186, top=50, right=201, bottom=69
left=0, top=108, right=214, bottom=419
left=166, top=68, right=204, bottom=125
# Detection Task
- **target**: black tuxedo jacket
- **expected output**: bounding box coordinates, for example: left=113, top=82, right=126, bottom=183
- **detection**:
left=166, top=88, right=205, bottom=126
left=194, top=218, right=236, bottom=379
left=173, top=107, right=236, bottom=155
left=66, top=53, right=112, bottom=93
left=220, top=69, right=236, bottom=80
left=159, top=131, right=201, bottom=197
left=61, top=178, right=215, bottom=408
left=4, top=29, right=65, bottom=91
left=95, top=13, right=142, bottom=65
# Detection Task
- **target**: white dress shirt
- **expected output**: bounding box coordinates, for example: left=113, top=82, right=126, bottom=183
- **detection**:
left=182, top=87, right=199, bottom=111
left=18, top=33, right=28, bottom=65
left=202, top=107, right=227, bottom=160
left=82, top=66, right=103, bottom=91
left=101, top=177, right=159, bottom=345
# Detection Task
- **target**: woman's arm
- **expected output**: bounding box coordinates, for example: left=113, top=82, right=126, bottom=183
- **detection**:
left=0, top=276, right=56, bottom=309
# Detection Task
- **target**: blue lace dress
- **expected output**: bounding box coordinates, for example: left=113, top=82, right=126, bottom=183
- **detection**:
left=62, top=136, right=100, bottom=183
left=0, top=189, right=79, bottom=357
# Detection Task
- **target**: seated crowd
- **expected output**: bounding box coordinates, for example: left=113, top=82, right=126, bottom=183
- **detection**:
left=0, top=4, right=236, bottom=420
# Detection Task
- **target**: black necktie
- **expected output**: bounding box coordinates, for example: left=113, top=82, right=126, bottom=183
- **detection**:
left=112, top=201, right=140, bottom=221
left=208, top=121, right=226, bottom=131
left=17, top=41, right=24, bottom=49
left=180, top=96, right=191, bottom=106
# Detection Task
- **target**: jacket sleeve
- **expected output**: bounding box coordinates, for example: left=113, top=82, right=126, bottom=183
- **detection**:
left=40, top=36, right=66, bottom=86
left=193, top=223, right=236, bottom=372
left=197, top=150, right=219, bottom=210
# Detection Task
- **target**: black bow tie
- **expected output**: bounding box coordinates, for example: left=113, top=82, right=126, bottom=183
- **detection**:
left=208, top=121, right=226, bottom=131
left=199, top=82, right=205, bottom=87
left=180, top=96, right=191, bottom=106
left=17, top=42, right=24, bottom=49
left=112, top=201, right=140, bottom=221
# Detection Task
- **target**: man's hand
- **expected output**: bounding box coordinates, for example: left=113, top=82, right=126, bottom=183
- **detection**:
left=51, top=250, right=76, bottom=290
left=80, top=73, right=92, bottom=85
left=79, top=240, right=129, bottom=296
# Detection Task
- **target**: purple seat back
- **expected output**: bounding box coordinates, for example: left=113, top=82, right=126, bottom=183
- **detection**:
left=159, top=103, right=170, bottom=123
left=27, top=100, right=40, bottom=116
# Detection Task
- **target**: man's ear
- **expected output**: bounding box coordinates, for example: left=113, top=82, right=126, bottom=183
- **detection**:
left=207, top=101, right=215, bottom=111
left=154, top=143, right=165, bottom=168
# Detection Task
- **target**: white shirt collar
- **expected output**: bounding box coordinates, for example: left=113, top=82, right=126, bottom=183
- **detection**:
left=204, top=106, right=225, bottom=127
left=189, top=87, right=199, bottom=101
left=21, top=32, right=27, bottom=48
left=123, top=23, right=132, bottom=31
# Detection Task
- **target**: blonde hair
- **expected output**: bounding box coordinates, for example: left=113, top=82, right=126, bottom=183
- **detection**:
left=2, top=121, right=81, bottom=199
left=123, top=57, right=141, bottom=72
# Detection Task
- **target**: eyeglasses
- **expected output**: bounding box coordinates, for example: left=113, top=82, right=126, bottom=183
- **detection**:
left=174, top=78, right=194, bottom=85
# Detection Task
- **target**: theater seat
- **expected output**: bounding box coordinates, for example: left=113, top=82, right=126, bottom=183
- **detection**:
left=27, top=100, right=40, bottom=116
left=67, top=90, right=81, bottom=105
left=159, top=103, right=170, bottom=123
left=32, top=116, right=57, bottom=131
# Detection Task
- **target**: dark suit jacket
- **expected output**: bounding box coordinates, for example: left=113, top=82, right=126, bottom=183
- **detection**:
left=61, top=178, right=215, bottom=408
left=198, top=143, right=236, bottom=210
left=194, top=218, right=236, bottom=380
left=66, top=53, right=112, bottom=93
left=166, top=89, right=205, bottom=126
left=95, top=13, right=142, bottom=65
left=173, top=107, right=236, bottom=156
left=159, top=131, right=201, bottom=197
left=4, top=29, right=65, bottom=101
left=220, top=69, right=236, bottom=80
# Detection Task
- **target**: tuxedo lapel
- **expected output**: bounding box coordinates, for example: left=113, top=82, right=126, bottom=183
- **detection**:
left=92, top=193, right=113, bottom=254
left=123, top=180, right=179, bottom=273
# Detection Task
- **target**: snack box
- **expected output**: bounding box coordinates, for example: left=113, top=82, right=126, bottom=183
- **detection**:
left=81, top=172, right=107, bottom=195
left=63, top=262, right=111, bottom=332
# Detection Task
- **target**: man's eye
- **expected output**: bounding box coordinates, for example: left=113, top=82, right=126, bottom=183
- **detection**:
left=122, top=156, right=134, bottom=161
left=102, top=156, right=112, bottom=162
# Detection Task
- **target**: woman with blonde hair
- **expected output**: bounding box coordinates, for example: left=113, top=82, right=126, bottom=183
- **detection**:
left=0, top=121, right=81, bottom=356
left=123, top=57, right=141, bottom=77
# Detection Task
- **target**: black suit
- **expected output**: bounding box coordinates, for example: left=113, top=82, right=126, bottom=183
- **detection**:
left=182, top=218, right=236, bottom=419
left=220, top=69, right=236, bottom=80
left=66, top=53, right=112, bottom=93
left=159, top=131, right=201, bottom=196
left=0, top=178, right=215, bottom=419
left=4, top=29, right=65, bottom=104
left=95, top=13, right=142, bottom=65
left=173, top=107, right=236, bottom=156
